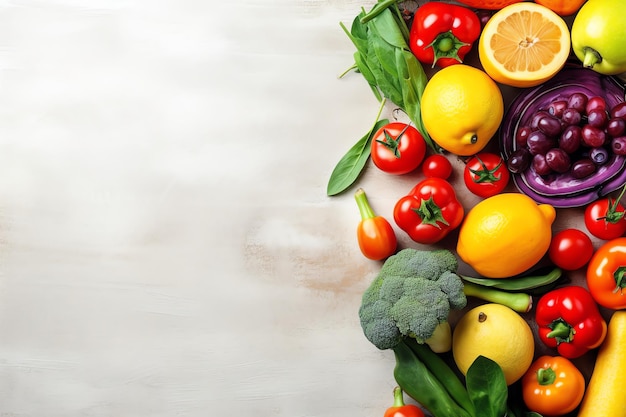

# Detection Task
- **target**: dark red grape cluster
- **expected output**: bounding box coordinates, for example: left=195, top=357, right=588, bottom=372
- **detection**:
left=507, top=93, right=626, bottom=179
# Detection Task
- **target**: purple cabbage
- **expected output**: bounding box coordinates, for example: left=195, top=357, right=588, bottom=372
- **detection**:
left=500, top=65, right=626, bottom=208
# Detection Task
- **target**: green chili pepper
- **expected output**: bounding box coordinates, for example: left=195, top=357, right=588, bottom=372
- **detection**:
left=460, top=267, right=562, bottom=291
left=393, top=340, right=473, bottom=417
left=405, top=339, right=476, bottom=417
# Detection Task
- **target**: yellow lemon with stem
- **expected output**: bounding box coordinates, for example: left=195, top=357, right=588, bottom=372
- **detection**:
left=456, top=193, right=555, bottom=278
left=453, top=303, right=535, bottom=385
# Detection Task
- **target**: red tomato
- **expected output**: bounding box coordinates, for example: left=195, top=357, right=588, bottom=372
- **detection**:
left=463, top=152, right=510, bottom=198
left=371, top=122, right=426, bottom=175
left=422, top=154, right=453, bottom=179
left=548, top=228, right=594, bottom=271
left=584, top=192, right=626, bottom=240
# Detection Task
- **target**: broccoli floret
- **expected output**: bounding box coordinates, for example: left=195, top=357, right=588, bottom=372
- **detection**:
left=438, top=270, right=468, bottom=310
left=358, top=248, right=467, bottom=351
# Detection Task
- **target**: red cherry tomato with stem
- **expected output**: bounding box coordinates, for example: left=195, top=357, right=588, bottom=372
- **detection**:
left=584, top=184, right=626, bottom=240
left=371, top=122, right=426, bottom=175
left=422, top=154, right=453, bottom=179
left=548, top=228, right=594, bottom=270
left=463, top=152, right=510, bottom=198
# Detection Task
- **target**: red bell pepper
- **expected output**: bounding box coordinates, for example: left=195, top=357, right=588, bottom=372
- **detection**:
left=535, top=286, right=607, bottom=359
left=586, top=237, right=626, bottom=309
left=393, top=177, right=464, bottom=244
left=409, top=2, right=481, bottom=68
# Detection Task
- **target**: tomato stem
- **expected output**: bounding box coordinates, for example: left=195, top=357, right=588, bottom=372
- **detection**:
left=469, top=155, right=503, bottom=184
left=613, top=266, right=626, bottom=294
left=376, top=123, right=410, bottom=158
left=596, top=183, right=626, bottom=224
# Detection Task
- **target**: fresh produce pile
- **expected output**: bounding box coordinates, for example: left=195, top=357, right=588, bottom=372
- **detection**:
left=327, top=1, right=626, bottom=416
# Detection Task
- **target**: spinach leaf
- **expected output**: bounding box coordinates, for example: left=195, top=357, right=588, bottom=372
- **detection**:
left=466, top=356, right=509, bottom=417
left=338, top=1, right=435, bottom=151
left=326, top=102, right=388, bottom=196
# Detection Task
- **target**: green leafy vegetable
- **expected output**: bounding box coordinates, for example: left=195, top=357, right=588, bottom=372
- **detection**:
left=466, top=356, right=508, bottom=417
left=339, top=2, right=434, bottom=151
left=326, top=100, right=388, bottom=196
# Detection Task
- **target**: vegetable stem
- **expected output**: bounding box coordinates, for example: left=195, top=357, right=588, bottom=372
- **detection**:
left=463, top=282, right=532, bottom=313
left=582, top=47, right=602, bottom=69
left=338, top=63, right=358, bottom=79
left=359, top=0, right=400, bottom=24
left=536, top=366, right=556, bottom=386
left=354, top=188, right=375, bottom=220
left=392, top=386, right=405, bottom=407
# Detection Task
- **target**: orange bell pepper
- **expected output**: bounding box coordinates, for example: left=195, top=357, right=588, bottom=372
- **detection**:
left=522, top=355, right=585, bottom=416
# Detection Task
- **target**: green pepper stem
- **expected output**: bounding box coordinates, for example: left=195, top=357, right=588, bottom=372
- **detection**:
left=425, top=30, right=469, bottom=68
left=463, top=282, right=532, bottom=313
left=354, top=188, right=376, bottom=220
left=392, top=386, right=406, bottom=407
left=413, top=196, right=448, bottom=228
left=537, top=367, right=556, bottom=386
left=546, top=320, right=574, bottom=343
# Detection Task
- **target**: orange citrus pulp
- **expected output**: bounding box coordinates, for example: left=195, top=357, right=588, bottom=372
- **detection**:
left=478, top=2, right=571, bottom=88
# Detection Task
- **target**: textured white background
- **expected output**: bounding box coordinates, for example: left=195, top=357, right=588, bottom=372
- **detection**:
left=0, top=0, right=407, bottom=415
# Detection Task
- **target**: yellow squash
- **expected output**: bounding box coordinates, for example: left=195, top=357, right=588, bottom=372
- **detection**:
left=577, top=311, right=626, bottom=417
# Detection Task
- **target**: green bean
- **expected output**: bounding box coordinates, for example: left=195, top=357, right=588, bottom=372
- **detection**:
left=460, top=267, right=562, bottom=291
left=462, top=282, right=533, bottom=313
left=405, top=338, right=475, bottom=417
left=393, top=340, right=473, bottom=417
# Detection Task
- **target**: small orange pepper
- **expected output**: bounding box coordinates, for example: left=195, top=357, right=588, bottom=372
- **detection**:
left=355, top=188, right=397, bottom=261
left=522, top=355, right=585, bottom=416
left=384, top=387, right=424, bottom=417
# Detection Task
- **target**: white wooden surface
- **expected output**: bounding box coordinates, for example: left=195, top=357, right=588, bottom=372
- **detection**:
left=0, top=0, right=408, bottom=415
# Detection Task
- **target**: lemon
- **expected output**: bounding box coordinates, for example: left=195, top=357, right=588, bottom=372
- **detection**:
left=452, top=303, right=534, bottom=385
left=420, top=64, right=503, bottom=156
left=456, top=193, right=555, bottom=278
left=478, top=2, right=571, bottom=88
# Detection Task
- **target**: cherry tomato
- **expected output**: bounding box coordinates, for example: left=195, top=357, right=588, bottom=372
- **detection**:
left=371, top=122, right=426, bottom=175
left=584, top=187, right=626, bottom=240
left=548, top=228, right=594, bottom=271
left=463, top=152, right=510, bottom=198
left=421, top=154, right=453, bottom=179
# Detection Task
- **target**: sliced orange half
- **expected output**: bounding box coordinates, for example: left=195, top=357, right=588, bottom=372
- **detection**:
left=478, top=2, right=571, bottom=88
